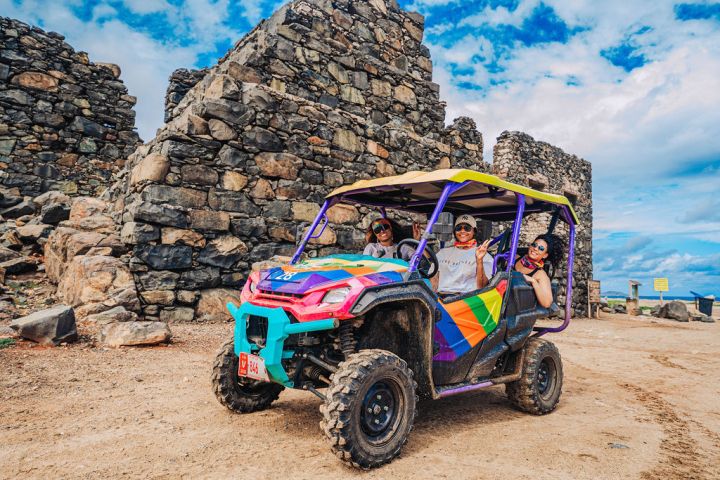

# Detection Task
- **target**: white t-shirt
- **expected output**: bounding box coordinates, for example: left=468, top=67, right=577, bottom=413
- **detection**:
left=436, top=246, right=494, bottom=294
left=363, top=242, right=414, bottom=261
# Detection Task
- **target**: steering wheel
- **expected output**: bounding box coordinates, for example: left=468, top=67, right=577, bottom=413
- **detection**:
left=396, top=239, right=439, bottom=278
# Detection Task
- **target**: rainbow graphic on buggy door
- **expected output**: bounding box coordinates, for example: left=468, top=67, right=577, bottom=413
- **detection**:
left=257, top=254, right=408, bottom=295
left=433, top=279, right=508, bottom=362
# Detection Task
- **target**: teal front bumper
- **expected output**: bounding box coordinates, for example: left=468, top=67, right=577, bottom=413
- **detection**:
left=227, top=302, right=337, bottom=387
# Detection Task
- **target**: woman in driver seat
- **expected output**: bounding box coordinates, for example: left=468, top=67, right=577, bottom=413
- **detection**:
left=362, top=217, right=415, bottom=261
left=431, top=214, right=493, bottom=297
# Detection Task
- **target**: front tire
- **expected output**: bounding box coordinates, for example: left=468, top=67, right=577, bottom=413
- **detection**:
left=505, top=338, right=563, bottom=415
left=211, top=339, right=284, bottom=413
left=320, top=349, right=417, bottom=469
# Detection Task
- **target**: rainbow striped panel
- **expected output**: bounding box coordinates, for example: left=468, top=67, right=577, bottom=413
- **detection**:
left=259, top=254, right=408, bottom=294
left=433, top=279, right=508, bottom=362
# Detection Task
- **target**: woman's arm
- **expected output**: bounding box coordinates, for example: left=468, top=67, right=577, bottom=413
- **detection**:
left=475, top=240, right=490, bottom=289
left=523, top=271, right=553, bottom=308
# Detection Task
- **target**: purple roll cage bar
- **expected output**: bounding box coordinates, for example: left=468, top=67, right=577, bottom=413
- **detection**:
left=290, top=181, right=576, bottom=336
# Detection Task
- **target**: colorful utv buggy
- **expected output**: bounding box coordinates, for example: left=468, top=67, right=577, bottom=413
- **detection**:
left=212, top=169, right=578, bottom=468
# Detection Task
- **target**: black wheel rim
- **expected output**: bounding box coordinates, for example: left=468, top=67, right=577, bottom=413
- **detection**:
left=537, top=357, right=556, bottom=397
left=360, top=380, right=402, bottom=444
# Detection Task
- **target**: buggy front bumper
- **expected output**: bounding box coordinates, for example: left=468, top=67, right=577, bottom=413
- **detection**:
left=227, top=302, right=337, bottom=387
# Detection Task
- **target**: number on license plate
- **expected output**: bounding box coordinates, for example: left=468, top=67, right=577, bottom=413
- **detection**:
left=238, top=352, right=270, bottom=382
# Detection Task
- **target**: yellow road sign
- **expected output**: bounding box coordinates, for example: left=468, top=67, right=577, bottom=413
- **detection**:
left=654, top=278, right=669, bottom=292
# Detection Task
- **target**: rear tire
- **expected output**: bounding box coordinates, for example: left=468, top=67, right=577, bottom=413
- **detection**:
left=505, top=338, right=563, bottom=415
left=320, top=349, right=417, bottom=469
left=211, top=339, right=284, bottom=413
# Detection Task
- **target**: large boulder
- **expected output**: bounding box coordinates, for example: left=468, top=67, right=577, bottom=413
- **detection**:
left=40, top=204, right=71, bottom=224
left=85, top=306, right=138, bottom=325
left=658, top=301, right=689, bottom=322
left=0, top=245, right=21, bottom=263
left=0, top=257, right=37, bottom=274
left=99, top=321, right=172, bottom=346
left=689, top=312, right=715, bottom=323
left=32, top=190, right=71, bottom=209
left=17, top=224, right=54, bottom=242
left=10, top=305, right=78, bottom=345
left=195, top=288, right=242, bottom=322
left=57, top=255, right=140, bottom=318
left=69, top=197, right=108, bottom=222
left=0, top=200, right=35, bottom=219
left=44, top=227, right=124, bottom=283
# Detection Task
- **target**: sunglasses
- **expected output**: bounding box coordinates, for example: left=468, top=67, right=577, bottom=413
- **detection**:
left=372, top=222, right=391, bottom=234
left=530, top=242, right=546, bottom=252
left=454, top=224, right=473, bottom=233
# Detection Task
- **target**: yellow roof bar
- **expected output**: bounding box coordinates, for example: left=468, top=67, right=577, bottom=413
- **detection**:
left=327, top=168, right=580, bottom=224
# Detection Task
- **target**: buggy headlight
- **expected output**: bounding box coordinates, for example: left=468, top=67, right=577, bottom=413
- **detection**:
left=248, top=278, right=257, bottom=293
left=322, top=287, right=350, bottom=304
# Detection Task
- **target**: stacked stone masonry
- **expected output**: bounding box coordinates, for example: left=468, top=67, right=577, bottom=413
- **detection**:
left=112, top=0, right=491, bottom=322
left=0, top=17, right=141, bottom=198
left=164, top=68, right=209, bottom=123
left=3, top=0, right=591, bottom=322
left=493, top=131, right=593, bottom=316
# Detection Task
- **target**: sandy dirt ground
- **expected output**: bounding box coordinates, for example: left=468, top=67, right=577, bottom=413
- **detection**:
left=1, top=312, right=719, bottom=480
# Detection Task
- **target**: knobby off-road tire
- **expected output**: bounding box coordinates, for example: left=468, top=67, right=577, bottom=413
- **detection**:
left=506, top=337, right=563, bottom=415
left=211, top=339, right=284, bottom=413
left=320, top=349, right=418, bottom=469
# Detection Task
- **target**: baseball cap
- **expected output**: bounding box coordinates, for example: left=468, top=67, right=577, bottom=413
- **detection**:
left=454, top=214, right=477, bottom=229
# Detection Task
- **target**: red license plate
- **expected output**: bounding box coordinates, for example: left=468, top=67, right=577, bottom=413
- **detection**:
left=238, top=352, right=270, bottom=382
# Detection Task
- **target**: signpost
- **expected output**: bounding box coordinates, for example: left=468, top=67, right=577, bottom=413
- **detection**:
left=588, top=279, right=601, bottom=318
left=654, top=278, right=669, bottom=305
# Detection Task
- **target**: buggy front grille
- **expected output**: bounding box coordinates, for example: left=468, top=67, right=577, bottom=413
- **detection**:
left=247, top=315, right=268, bottom=348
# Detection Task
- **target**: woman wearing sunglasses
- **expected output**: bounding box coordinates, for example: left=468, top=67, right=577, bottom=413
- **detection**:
left=431, top=214, right=493, bottom=297
left=513, top=233, right=564, bottom=308
left=363, top=217, right=415, bottom=261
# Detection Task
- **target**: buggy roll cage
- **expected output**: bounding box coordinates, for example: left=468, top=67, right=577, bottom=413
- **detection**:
left=290, top=169, right=578, bottom=336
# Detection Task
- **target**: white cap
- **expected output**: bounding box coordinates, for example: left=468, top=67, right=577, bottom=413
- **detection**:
left=454, top=214, right=477, bottom=229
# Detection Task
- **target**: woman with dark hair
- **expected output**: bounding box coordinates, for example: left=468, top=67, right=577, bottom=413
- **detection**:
left=362, top=217, right=415, bottom=261
left=514, top=233, right=565, bottom=308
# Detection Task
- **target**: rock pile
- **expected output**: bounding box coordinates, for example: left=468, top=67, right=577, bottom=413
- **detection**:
left=0, top=17, right=140, bottom=198
left=656, top=301, right=689, bottom=322
left=1, top=183, right=171, bottom=346
left=0, top=188, right=73, bottom=284
left=42, top=196, right=170, bottom=342
left=646, top=301, right=715, bottom=323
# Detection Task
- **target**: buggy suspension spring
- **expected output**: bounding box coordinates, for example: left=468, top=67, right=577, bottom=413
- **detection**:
left=304, top=366, right=331, bottom=385
left=338, top=322, right=356, bottom=359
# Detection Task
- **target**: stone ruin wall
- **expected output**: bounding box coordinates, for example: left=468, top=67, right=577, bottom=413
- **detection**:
left=493, top=131, right=593, bottom=316
left=1, top=0, right=592, bottom=325
left=110, top=0, right=490, bottom=322
left=164, top=68, right=209, bottom=123
left=0, top=17, right=140, bottom=198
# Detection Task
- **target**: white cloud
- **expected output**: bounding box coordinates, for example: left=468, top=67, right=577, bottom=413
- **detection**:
left=122, top=0, right=173, bottom=15
left=417, top=0, right=720, bottom=294
left=237, top=0, right=266, bottom=25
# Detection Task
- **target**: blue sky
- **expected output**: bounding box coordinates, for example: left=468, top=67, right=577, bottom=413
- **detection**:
left=2, top=0, right=719, bottom=296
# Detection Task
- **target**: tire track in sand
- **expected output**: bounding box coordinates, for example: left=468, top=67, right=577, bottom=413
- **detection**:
left=622, top=383, right=709, bottom=480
